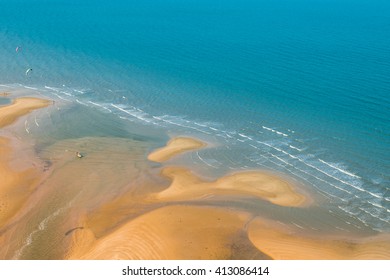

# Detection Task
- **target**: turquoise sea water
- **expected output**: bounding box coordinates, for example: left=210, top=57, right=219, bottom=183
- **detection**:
left=0, top=0, right=389, bottom=232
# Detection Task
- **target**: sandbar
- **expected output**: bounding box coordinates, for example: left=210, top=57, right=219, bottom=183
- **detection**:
left=0, top=97, right=51, bottom=128
left=153, top=166, right=308, bottom=207
left=0, top=97, right=49, bottom=228
left=147, top=137, right=205, bottom=162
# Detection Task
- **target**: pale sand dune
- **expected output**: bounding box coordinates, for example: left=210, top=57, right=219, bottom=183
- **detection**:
left=147, top=137, right=205, bottom=162
left=67, top=205, right=251, bottom=260
left=153, top=166, right=308, bottom=207
left=247, top=217, right=390, bottom=259
left=0, top=97, right=51, bottom=128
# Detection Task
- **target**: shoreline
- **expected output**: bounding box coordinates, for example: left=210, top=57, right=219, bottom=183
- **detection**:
left=0, top=97, right=50, bottom=230
left=0, top=97, right=51, bottom=128
left=1, top=92, right=389, bottom=260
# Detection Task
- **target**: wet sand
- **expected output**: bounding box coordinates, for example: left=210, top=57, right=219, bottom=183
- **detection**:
left=0, top=97, right=51, bottom=128
left=1, top=94, right=390, bottom=260
left=0, top=137, right=41, bottom=228
left=0, top=97, right=50, bottom=229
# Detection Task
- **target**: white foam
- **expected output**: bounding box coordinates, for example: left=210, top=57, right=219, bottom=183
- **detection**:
left=289, top=145, right=304, bottom=152
left=88, top=101, right=112, bottom=112
left=156, top=115, right=211, bottom=134
left=294, top=157, right=369, bottom=195
left=318, top=159, right=361, bottom=179
left=250, top=141, right=360, bottom=198
left=272, top=154, right=291, bottom=166
left=34, top=116, right=39, bottom=127
left=111, top=103, right=152, bottom=124
left=48, top=91, right=70, bottom=101
left=24, top=120, right=30, bottom=134
left=358, top=207, right=389, bottom=224
left=262, top=126, right=288, bottom=137
left=23, top=86, right=38, bottom=90
left=196, top=151, right=218, bottom=168
left=238, top=133, right=253, bottom=140
left=75, top=99, right=87, bottom=105
left=292, top=222, right=305, bottom=229
left=44, top=86, right=60, bottom=92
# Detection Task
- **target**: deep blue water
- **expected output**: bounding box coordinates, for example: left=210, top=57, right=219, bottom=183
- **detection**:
left=0, top=0, right=389, bottom=231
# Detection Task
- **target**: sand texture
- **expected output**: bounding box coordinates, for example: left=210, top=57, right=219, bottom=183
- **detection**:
left=247, top=217, right=390, bottom=259
left=0, top=137, right=41, bottom=228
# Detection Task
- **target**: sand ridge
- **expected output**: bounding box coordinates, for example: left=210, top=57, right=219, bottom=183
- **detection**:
left=153, top=166, right=309, bottom=207
left=68, top=205, right=252, bottom=260
left=0, top=97, right=51, bottom=128
left=147, top=137, right=205, bottom=162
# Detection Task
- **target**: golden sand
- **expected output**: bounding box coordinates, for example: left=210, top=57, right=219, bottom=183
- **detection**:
left=147, top=137, right=205, bottom=162
left=0, top=97, right=51, bottom=128
left=66, top=133, right=390, bottom=260
left=247, top=217, right=390, bottom=259
left=67, top=138, right=309, bottom=259
left=1, top=95, right=390, bottom=260
left=153, top=166, right=308, bottom=207
left=68, top=205, right=252, bottom=260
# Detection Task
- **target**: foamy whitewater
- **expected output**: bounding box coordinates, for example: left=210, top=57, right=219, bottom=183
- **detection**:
left=1, top=0, right=389, bottom=233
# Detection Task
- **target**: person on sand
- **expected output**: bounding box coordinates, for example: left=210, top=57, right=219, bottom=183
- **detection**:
left=76, top=152, right=83, bottom=158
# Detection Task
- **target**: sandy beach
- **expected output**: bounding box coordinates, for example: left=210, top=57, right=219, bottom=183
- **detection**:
left=1, top=94, right=389, bottom=260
